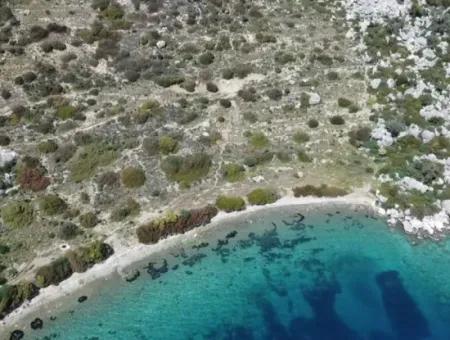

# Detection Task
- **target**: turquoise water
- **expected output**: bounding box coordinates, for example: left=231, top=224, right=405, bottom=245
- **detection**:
left=11, top=205, right=450, bottom=339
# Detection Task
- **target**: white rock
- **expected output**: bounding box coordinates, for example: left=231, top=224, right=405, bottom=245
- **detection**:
left=370, top=78, right=381, bottom=89
left=421, top=130, right=435, bottom=143
left=398, top=177, right=432, bottom=193
left=0, top=149, right=17, bottom=168
left=156, top=40, right=166, bottom=49
left=308, top=93, right=321, bottom=105
left=252, top=176, right=265, bottom=183
left=442, top=200, right=450, bottom=215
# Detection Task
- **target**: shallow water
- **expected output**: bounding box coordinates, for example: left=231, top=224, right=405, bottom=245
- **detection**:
left=14, top=205, right=450, bottom=339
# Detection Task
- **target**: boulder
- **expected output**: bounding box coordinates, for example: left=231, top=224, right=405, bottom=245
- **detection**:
left=119, top=268, right=140, bottom=282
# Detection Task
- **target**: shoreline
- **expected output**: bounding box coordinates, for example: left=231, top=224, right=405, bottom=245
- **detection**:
left=1, top=189, right=378, bottom=333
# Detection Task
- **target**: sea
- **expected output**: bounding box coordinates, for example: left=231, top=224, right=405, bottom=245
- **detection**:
left=8, top=204, right=450, bottom=339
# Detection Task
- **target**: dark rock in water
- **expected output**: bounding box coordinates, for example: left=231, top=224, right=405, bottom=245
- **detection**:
left=50, top=316, right=57, bottom=321
left=9, top=330, right=24, bottom=340
left=146, top=259, right=168, bottom=279
left=119, top=268, right=140, bottom=282
left=182, top=253, right=207, bottom=267
left=171, top=264, right=179, bottom=270
left=78, top=296, right=88, bottom=303
left=30, top=317, right=43, bottom=330
left=376, top=270, right=430, bottom=340
left=225, top=230, right=238, bottom=239
left=192, top=242, right=209, bottom=250
left=296, top=213, right=305, bottom=222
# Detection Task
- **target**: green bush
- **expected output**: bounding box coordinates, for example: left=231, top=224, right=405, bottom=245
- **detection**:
left=110, top=198, right=140, bottom=221
left=1, top=201, right=34, bottom=228
left=121, top=167, right=146, bottom=188
left=297, top=149, right=312, bottom=162
left=55, top=105, right=78, bottom=120
left=69, top=143, right=118, bottom=182
left=161, top=153, right=211, bottom=186
left=38, top=140, right=58, bottom=154
left=247, top=188, right=278, bottom=205
left=293, top=185, right=348, bottom=197
left=39, top=194, right=67, bottom=216
left=293, top=131, right=310, bottom=144
left=308, top=119, right=319, bottom=128
left=198, top=52, right=215, bottom=65
left=159, top=135, right=178, bottom=155
left=35, top=257, right=72, bottom=288
left=58, top=222, right=80, bottom=240
left=249, top=132, right=269, bottom=149
left=330, top=115, right=345, bottom=125
left=337, top=97, right=352, bottom=108
left=79, top=212, right=99, bottom=228
left=66, top=241, right=113, bottom=272
left=223, top=163, right=246, bottom=182
left=216, top=195, right=246, bottom=212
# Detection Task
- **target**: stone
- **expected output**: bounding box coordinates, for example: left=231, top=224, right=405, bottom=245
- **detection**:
left=442, top=200, right=450, bottom=215
left=308, top=92, right=321, bottom=105
left=9, top=330, right=24, bottom=340
left=30, top=318, right=43, bottom=330
left=78, top=295, right=87, bottom=303
left=156, top=40, right=166, bottom=49
left=119, top=268, right=140, bottom=282
left=0, top=149, right=17, bottom=169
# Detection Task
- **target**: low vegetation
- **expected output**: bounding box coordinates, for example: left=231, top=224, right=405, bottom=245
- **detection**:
left=247, top=188, right=279, bottom=206
left=215, top=195, right=246, bottom=212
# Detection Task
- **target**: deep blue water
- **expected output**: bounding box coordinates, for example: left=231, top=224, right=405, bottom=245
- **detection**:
left=9, top=205, right=450, bottom=339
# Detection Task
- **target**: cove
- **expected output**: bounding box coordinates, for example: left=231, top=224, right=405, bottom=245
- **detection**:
left=11, top=204, right=450, bottom=339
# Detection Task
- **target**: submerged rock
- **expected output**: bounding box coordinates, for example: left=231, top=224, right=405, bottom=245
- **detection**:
left=30, top=318, right=43, bottom=330
left=119, top=268, right=140, bottom=282
left=78, top=296, right=87, bottom=303
left=9, top=330, right=24, bottom=340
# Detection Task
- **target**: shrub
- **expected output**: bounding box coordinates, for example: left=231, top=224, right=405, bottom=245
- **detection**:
left=58, top=222, right=80, bottom=240
left=297, top=149, right=312, bottom=162
left=219, top=99, right=232, bottom=108
left=121, top=166, right=146, bottom=188
left=161, top=153, right=211, bottom=186
left=308, top=119, right=319, bottom=128
left=66, top=241, right=113, bottom=274
left=216, top=195, right=246, bottom=212
left=17, top=166, right=50, bottom=192
left=266, top=88, right=283, bottom=101
left=247, top=188, right=278, bottom=205
left=0, top=282, right=40, bottom=319
left=155, top=74, right=185, bottom=88
left=206, top=82, right=219, bottom=93
left=37, top=140, right=58, bottom=154
left=79, top=212, right=99, bottom=228
left=238, top=87, right=258, bottom=102
left=35, top=257, right=72, bottom=288
left=69, top=143, right=118, bottom=182
left=293, top=185, right=348, bottom=197
left=55, top=105, right=78, bottom=120
left=233, top=64, right=253, bottom=78
left=110, top=198, right=140, bottom=221
left=198, top=52, right=215, bottom=65
left=38, top=194, right=67, bottom=216
left=54, top=144, right=76, bottom=163
left=249, top=132, right=269, bottom=149
left=159, top=135, right=178, bottom=155
left=223, top=163, right=246, bottom=182
left=330, top=115, right=345, bottom=125
left=337, top=97, right=352, bottom=108
left=1, top=201, right=34, bottom=228
left=293, top=131, right=310, bottom=144
left=136, top=206, right=218, bottom=244
left=349, top=127, right=372, bottom=147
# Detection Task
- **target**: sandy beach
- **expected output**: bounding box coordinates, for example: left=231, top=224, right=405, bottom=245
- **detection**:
left=1, top=187, right=378, bottom=335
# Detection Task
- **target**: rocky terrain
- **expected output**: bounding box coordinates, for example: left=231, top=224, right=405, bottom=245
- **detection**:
left=0, top=0, right=448, bottom=296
